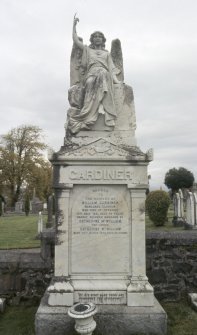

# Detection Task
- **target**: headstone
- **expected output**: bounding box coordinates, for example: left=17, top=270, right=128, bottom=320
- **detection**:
left=178, top=189, right=184, bottom=218
left=15, top=200, right=23, bottom=213
left=185, top=191, right=196, bottom=229
left=37, top=212, right=43, bottom=234
left=172, top=191, right=184, bottom=226
left=193, top=193, right=197, bottom=227
left=173, top=192, right=180, bottom=217
left=31, top=196, right=43, bottom=214
left=35, top=16, right=167, bottom=335
left=2, top=201, right=5, bottom=215
left=192, top=182, right=197, bottom=193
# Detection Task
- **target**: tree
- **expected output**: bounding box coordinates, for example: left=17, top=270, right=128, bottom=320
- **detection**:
left=164, top=167, right=194, bottom=192
left=26, top=161, right=53, bottom=202
left=146, top=190, right=171, bottom=226
left=0, top=125, right=49, bottom=206
left=24, top=193, right=30, bottom=216
left=0, top=196, right=2, bottom=216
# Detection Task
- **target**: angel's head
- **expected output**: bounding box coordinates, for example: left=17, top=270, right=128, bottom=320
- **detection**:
left=89, top=31, right=106, bottom=49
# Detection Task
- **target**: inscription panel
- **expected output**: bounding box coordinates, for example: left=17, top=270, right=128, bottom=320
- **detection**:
left=59, top=165, right=147, bottom=185
left=75, top=291, right=126, bottom=305
left=71, top=185, right=131, bottom=273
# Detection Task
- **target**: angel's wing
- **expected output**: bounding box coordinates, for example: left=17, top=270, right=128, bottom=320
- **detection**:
left=110, top=39, right=124, bottom=82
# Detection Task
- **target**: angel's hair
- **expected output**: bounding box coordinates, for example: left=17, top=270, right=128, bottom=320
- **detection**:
left=89, top=31, right=106, bottom=49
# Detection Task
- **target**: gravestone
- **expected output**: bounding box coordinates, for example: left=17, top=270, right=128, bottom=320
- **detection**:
left=193, top=193, right=197, bottom=226
left=37, top=212, right=43, bottom=234
left=31, top=196, right=43, bottom=214
left=185, top=191, right=197, bottom=229
left=35, top=16, right=167, bottom=335
left=173, top=193, right=179, bottom=216
left=178, top=189, right=184, bottom=217
left=15, top=200, right=23, bottom=213
left=172, top=190, right=185, bottom=227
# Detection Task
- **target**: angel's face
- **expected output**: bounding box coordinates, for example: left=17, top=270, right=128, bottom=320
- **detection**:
left=92, top=33, right=103, bottom=47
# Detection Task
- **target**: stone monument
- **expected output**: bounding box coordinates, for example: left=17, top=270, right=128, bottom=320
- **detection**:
left=35, top=16, right=167, bottom=335
left=172, top=190, right=185, bottom=227
left=185, top=191, right=197, bottom=229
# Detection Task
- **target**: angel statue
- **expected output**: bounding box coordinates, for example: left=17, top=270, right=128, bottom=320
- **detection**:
left=66, top=15, right=124, bottom=135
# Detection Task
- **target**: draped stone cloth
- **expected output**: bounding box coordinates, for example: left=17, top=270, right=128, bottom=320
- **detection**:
left=68, top=46, right=117, bottom=134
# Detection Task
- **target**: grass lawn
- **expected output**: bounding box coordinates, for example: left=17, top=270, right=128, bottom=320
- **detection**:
left=162, top=300, right=197, bottom=335
left=0, top=203, right=188, bottom=250
left=0, top=215, right=45, bottom=249
left=0, top=305, right=37, bottom=335
left=145, top=204, right=186, bottom=232
left=0, top=300, right=196, bottom=334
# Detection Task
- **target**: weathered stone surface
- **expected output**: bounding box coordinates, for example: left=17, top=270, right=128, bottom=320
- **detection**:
left=173, top=262, right=193, bottom=274
left=148, top=269, right=167, bottom=284
left=49, top=137, right=154, bottom=308
left=146, top=231, right=197, bottom=300
left=35, top=293, right=167, bottom=335
left=188, top=293, right=197, bottom=312
left=71, top=185, right=130, bottom=274
left=0, top=249, right=53, bottom=304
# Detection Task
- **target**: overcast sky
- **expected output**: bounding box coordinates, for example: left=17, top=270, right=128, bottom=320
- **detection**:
left=0, top=0, right=197, bottom=189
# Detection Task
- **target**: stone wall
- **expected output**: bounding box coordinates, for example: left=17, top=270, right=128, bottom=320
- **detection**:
left=0, top=249, right=53, bottom=305
left=0, top=231, right=197, bottom=304
left=146, top=231, right=197, bottom=301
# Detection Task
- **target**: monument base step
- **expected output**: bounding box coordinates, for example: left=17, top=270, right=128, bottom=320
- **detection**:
left=35, top=292, right=167, bottom=335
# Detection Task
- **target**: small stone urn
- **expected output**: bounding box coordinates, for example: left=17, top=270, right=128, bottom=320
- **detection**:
left=68, top=302, right=97, bottom=335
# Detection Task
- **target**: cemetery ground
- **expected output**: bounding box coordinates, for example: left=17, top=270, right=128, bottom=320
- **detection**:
left=0, top=299, right=197, bottom=334
left=0, top=204, right=184, bottom=250
left=0, top=214, right=46, bottom=249
left=0, top=207, right=197, bottom=334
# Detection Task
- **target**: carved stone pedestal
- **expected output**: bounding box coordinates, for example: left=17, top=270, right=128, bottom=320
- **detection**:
left=35, top=292, right=167, bottom=335
left=34, top=136, right=167, bottom=334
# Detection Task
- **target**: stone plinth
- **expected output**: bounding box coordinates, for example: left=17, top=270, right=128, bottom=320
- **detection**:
left=35, top=292, right=167, bottom=335
left=46, top=140, right=155, bottom=309
left=34, top=135, right=166, bottom=334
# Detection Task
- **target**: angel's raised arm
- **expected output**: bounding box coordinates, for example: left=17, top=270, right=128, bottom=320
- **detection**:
left=72, top=15, right=84, bottom=50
